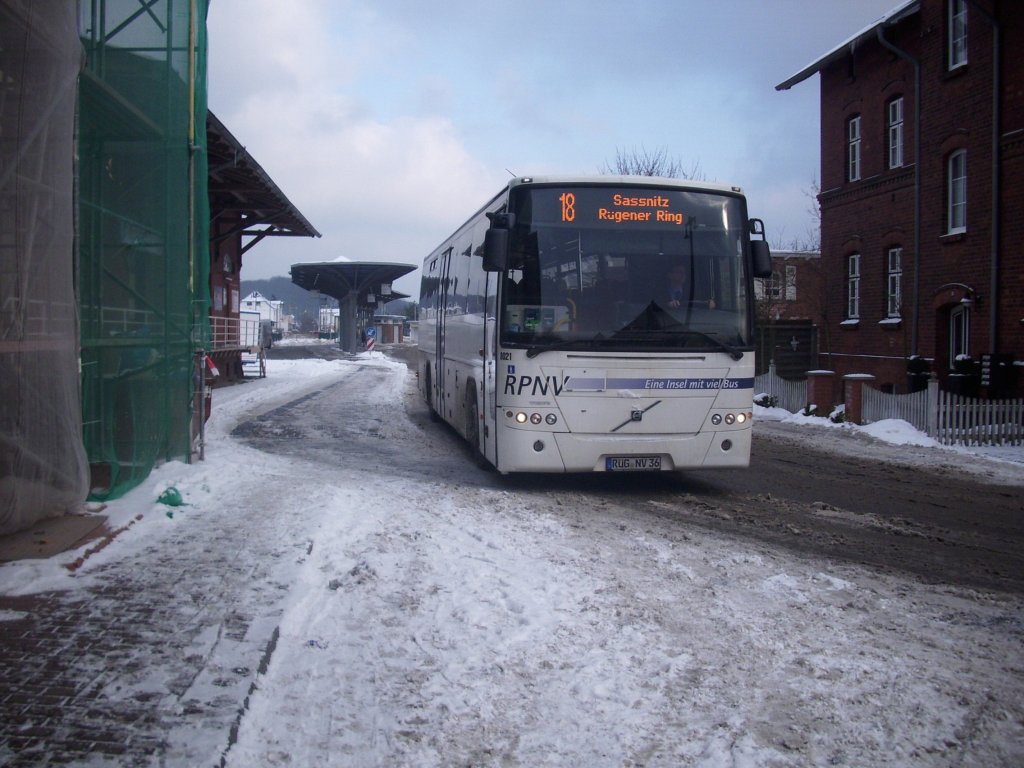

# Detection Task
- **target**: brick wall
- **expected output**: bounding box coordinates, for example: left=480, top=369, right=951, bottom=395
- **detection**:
left=815, top=0, right=1022, bottom=396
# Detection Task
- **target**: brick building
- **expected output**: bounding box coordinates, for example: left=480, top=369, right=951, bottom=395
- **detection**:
left=777, top=0, right=1023, bottom=396
left=754, top=250, right=824, bottom=378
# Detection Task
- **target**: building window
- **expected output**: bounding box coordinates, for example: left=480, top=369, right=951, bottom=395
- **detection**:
left=887, top=97, right=904, bottom=169
left=847, top=115, right=861, bottom=182
left=948, top=150, right=967, bottom=234
left=887, top=247, right=902, bottom=317
left=950, top=305, right=969, bottom=366
left=785, top=265, right=797, bottom=301
left=948, top=0, right=967, bottom=70
left=847, top=253, right=860, bottom=319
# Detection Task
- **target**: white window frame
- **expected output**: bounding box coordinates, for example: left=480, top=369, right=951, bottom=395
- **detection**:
left=949, top=0, right=968, bottom=70
left=847, top=253, right=860, bottom=320
left=847, top=116, right=862, bottom=182
left=785, top=264, right=797, bottom=301
left=950, top=305, right=970, bottom=366
left=887, top=247, right=902, bottom=318
left=888, top=97, right=904, bottom=169
left=948, top=150, right=967, bottom=234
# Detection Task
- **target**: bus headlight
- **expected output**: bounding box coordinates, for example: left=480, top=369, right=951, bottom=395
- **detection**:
left=507, top=410, right=559, bottom=429
left=711, top=411, right=753, bottom=428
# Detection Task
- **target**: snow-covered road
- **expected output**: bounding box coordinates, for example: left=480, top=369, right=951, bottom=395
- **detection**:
left=2, top=352, right=1022, bottom=767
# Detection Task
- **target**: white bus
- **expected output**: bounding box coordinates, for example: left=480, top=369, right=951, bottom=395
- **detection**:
left=418, top=175, right=772, bottom=473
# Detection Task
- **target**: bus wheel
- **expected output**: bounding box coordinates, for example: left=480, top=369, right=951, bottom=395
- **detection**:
left=466, top=394, right=479, bottom=448
left=466, top=394, right=487, bottom=468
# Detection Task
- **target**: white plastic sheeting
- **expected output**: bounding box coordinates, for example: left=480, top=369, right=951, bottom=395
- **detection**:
left=0, top=1, right=88, bottom=534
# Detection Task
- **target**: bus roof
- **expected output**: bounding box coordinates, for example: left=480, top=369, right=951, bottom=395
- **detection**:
left=506, top=175, right=744, bottom=196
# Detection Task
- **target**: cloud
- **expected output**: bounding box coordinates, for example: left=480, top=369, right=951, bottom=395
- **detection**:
left=208, top=0, right=503, bottom=288
left=206, top=0, right=899, bottom=289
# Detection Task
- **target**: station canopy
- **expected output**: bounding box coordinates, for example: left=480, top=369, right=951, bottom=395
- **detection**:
left=208, top=111, right=321, bottom=249
left=290, top=260, right=416, bottom=304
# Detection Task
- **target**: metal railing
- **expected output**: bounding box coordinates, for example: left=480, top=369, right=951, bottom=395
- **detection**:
left=209, top=315, right=261, bottom=351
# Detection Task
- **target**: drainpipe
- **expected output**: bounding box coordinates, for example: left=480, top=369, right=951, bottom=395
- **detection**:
left=876, top=25, right=921, bottom=357
left=966, top=1, right=1001, bottom=354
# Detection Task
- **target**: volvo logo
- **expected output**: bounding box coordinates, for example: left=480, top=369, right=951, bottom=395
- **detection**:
left=611, top=400, right=664, bottom=432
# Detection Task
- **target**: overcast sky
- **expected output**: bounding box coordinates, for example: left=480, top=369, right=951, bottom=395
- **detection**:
left=207, top=0, right=899, bottom=297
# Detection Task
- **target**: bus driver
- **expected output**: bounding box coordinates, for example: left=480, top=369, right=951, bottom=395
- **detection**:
left=667, top=263, right=715, bottom=310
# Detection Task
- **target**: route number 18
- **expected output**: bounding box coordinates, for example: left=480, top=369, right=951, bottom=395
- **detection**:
left=560, top=192, right=576, bottom=222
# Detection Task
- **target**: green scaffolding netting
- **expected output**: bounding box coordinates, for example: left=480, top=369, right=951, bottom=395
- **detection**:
left=1, top=0, right=210, bottom=533
left=78, top=0, right=210, bottom=501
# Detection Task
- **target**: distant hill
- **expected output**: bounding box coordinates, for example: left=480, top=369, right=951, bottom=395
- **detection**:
left=241, top=277, right=413, bottom=331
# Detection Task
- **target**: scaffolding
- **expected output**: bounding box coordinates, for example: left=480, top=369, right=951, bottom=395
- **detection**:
left=76, top=0, right=210, bottom=501
left=1, top=0, right=321, bottom=531
left=0, top=0, right=89, bottom=533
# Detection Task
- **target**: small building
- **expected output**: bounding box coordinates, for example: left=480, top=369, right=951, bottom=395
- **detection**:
left=241, top=291, right=284, bottom=328
left=372, top=314, right=407, bottom=344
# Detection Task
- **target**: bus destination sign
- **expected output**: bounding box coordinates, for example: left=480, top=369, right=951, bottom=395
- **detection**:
left=551, top=189, right=686, bottom=227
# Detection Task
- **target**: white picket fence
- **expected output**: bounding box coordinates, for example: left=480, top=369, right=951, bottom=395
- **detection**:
left=859, top=379, right=1022, bottom=446
left=757, top=365, right=1023, bottom=447
left=753, top=364, right=808, bottom=414
left=862, top=386, right=931, bottom=433
left=932, top=388, right=1024, bottom=446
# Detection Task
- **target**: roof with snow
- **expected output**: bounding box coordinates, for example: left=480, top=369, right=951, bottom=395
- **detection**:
left=775, top=0, right=919, bottom=91
left=290, top=261, right=416, bottom=304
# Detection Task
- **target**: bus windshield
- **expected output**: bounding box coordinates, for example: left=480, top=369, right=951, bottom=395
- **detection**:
left=500, top=185, right=753, bottom=357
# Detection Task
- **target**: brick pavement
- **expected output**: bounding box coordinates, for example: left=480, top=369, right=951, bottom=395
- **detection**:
left=0, top=500, right=315, bottom=767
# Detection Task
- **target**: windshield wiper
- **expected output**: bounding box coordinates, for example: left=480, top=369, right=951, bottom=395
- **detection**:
left=679, top=329, right=745, bottom=361
left=525, top=334, right=609, bottom=358
left=609, top=328, right=745, bottom=361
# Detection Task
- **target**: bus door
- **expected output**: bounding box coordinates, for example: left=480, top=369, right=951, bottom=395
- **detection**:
left=482, top=270, right=498, bottom=464
left=435, top=246, right=454, bottom=415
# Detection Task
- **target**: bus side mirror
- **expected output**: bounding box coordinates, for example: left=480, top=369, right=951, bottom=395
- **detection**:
left=483, top=228, right=508, bottom=272
left=483, top=211, right=514, bottom=272
left=750, top=239, right=772, bottom=278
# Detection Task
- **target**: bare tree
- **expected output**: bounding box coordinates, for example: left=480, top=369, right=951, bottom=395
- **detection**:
left=802, top=175, right=822, bottom=251
left=601, top=146, right=705, bottom=179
